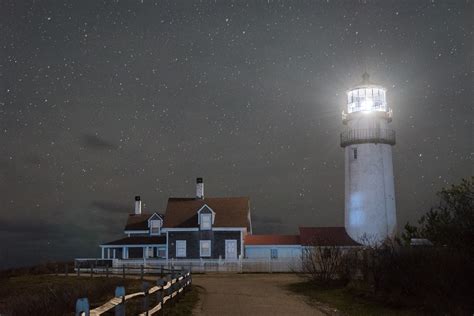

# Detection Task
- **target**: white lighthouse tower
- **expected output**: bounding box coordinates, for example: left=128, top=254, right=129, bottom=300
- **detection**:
left=341, top=73, right=397, bottom=244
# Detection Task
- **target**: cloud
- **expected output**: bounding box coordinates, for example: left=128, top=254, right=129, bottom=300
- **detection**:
left=90, top=200, right=130, bottom=213
left=82, top=134, right=117, bottom=150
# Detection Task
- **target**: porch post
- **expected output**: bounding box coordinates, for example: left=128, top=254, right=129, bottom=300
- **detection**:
left=101, top=247, right=104, bottom=259
left=123, top=247, right=128, bottom=259
left=107, top=248, right=111, bottom=259
left=113, top=249, right=116, bottom=259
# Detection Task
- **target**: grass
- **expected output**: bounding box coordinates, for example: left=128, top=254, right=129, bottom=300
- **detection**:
left=0, top=274, right=199, bottom=316
left=162, top=285, right=201, bottom=316
left=287, top=281, right=421, bottom=316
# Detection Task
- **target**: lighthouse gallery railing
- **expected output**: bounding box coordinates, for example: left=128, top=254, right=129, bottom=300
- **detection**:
left=340, top=128, right=396, bottom=147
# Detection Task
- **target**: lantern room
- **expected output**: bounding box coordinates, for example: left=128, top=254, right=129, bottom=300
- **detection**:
left=346, top=73, right=387, bottom=114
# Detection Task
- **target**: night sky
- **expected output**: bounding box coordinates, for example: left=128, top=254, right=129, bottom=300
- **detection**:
left=0, top=1, right=471, bottom=268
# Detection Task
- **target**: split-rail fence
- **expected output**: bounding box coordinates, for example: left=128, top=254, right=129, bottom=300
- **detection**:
left=75, top=267, right=192, bottom=316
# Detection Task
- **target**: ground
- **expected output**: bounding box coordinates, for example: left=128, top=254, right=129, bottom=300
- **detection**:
left=192, top=273, right=326, bottom=316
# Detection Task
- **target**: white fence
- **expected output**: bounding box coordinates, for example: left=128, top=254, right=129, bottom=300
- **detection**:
left=112, top=258, right=302, bottom=273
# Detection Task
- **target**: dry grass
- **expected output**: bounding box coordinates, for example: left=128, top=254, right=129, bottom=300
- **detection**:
left=0, top=275, right=141, bottom=316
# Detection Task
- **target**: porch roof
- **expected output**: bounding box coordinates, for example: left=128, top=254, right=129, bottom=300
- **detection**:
left=101, top=236, right=166, bottom=246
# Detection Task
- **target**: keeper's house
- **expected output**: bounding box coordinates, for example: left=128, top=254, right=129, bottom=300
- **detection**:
left=99, top=177, right=358, bottom=262
left=100, top=178, right=252, bottom=260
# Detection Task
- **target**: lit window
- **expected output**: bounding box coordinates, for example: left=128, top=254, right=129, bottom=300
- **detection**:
left=201, top=214, right=212, bottom=230
left=271, top=249, right=278, bottom=259
left=200, top=240, right=211, bottom=257
left=176, top=240, right=186, bottom=257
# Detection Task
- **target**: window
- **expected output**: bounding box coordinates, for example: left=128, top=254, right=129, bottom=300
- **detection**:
left=200, top=240, right=211, bottom=257
left=157, top=248, right=166, bottom=258
left=201, top=214, right=212, bottom=230
left=176, top=240, right=186, bottom=257
left=270, top=249, right=278, bottom=260
left=353, top=147, right=358, bottom=160
left=150, top=220, right=160, bottom=235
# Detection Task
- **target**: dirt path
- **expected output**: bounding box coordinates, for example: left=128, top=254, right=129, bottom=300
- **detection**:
left=191, top=273, right=326, bottom=316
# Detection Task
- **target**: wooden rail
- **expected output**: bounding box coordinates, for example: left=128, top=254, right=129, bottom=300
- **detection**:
left=75, top=270, right=192, bottom=316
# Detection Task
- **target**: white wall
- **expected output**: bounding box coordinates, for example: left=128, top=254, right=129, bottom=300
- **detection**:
left=245, top=245, right=302, bottom=259
left=344, top=115, right=397, bottom=243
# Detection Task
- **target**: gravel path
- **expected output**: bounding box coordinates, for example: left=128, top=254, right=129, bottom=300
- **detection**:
left=192, top=273, right=325, bottom=316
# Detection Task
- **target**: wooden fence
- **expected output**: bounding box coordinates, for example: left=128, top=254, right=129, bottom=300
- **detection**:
left=75, top=268, right=192, bottom=316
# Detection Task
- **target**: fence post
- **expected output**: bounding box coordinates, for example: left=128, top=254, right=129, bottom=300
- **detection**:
left=115, top=286, right=125, bottom=316
left=142, top=281, right=150, bottom=315
left=90, top=262, right=93, bottom=278
left=106, top=265, right=109, bottom=278
left=141, top=265, right=144, bottom=281
left=77, top=261, right=80, bottom=277
left=157, top=278, right=165, bottom=316
left=122, top=265, right=125, bottom=279
left=75, top=297, right=90, bottom=316
left=160, top=265, right=163, bottom=277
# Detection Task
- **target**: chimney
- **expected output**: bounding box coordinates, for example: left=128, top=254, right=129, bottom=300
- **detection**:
left=196, top=178, right=204, bottom=199
left=134, top=196, right=142, bottom=215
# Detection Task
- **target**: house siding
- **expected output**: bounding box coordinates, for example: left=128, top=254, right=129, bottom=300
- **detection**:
left=245, top=245, right=302, bottom=259
left=167, top=230, right=241, bottom=259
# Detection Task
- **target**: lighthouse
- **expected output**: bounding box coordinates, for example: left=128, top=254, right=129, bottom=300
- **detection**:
left=341, top=73, right=397, bottom=244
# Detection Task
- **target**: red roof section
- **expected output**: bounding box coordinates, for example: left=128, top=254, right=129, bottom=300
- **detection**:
left=163, top=197, right=251, bottom=229
left=245, top=235, right=300, bottom=245
left=124, top=213, right=163, bottom=230
left=299, top=227, right=360, bottom=246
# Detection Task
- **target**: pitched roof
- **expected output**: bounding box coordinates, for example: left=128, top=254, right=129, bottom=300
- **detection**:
left=245, top=234, right=300, bottom=245
left=162, top=197, right=250, bottom=229
left=299, top=227, right=360, bottom=247
left=124, top=213, right=163, bottom=231
left=102, top=236, right=166, bottom=246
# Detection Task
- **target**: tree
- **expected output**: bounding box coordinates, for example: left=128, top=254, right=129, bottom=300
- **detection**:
left=301, top=238, right=345, bottom=285
left=402, top=177, right=474, bottom=254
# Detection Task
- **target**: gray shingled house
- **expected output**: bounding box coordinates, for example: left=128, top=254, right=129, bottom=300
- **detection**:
left=163, top=195, right=252, bottom=259
left=100, top=178, right=252, bottom=260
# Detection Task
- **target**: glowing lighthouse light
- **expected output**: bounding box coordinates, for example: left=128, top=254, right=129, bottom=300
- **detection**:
left=347, top=73, right=387, bottom=113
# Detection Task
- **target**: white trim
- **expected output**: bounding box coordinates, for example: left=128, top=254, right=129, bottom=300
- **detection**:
left=161, top=227, right=199, bottom=232
left=147, top=213, right=163, bottom=236
left=199, top=240, right=211, bottom=257
left=196, top=204, right=216, bottom=224
left=161, top=227, right=247, bottom=232
left=240, top=230, right=243, bottom=258
left=166, top=231, right=169, bottom=260
left=124, top=230, right=149, bottom=234
left=211, top=227, right=247, bottom=231
left=247, top=200, right=253, bottom=234
left=101, top=244, right=166, bottom=248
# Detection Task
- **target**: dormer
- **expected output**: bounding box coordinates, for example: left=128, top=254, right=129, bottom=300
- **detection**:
left=197, top=204, right=215, bottom=230
left=148, top=213, right=163, bottom=236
